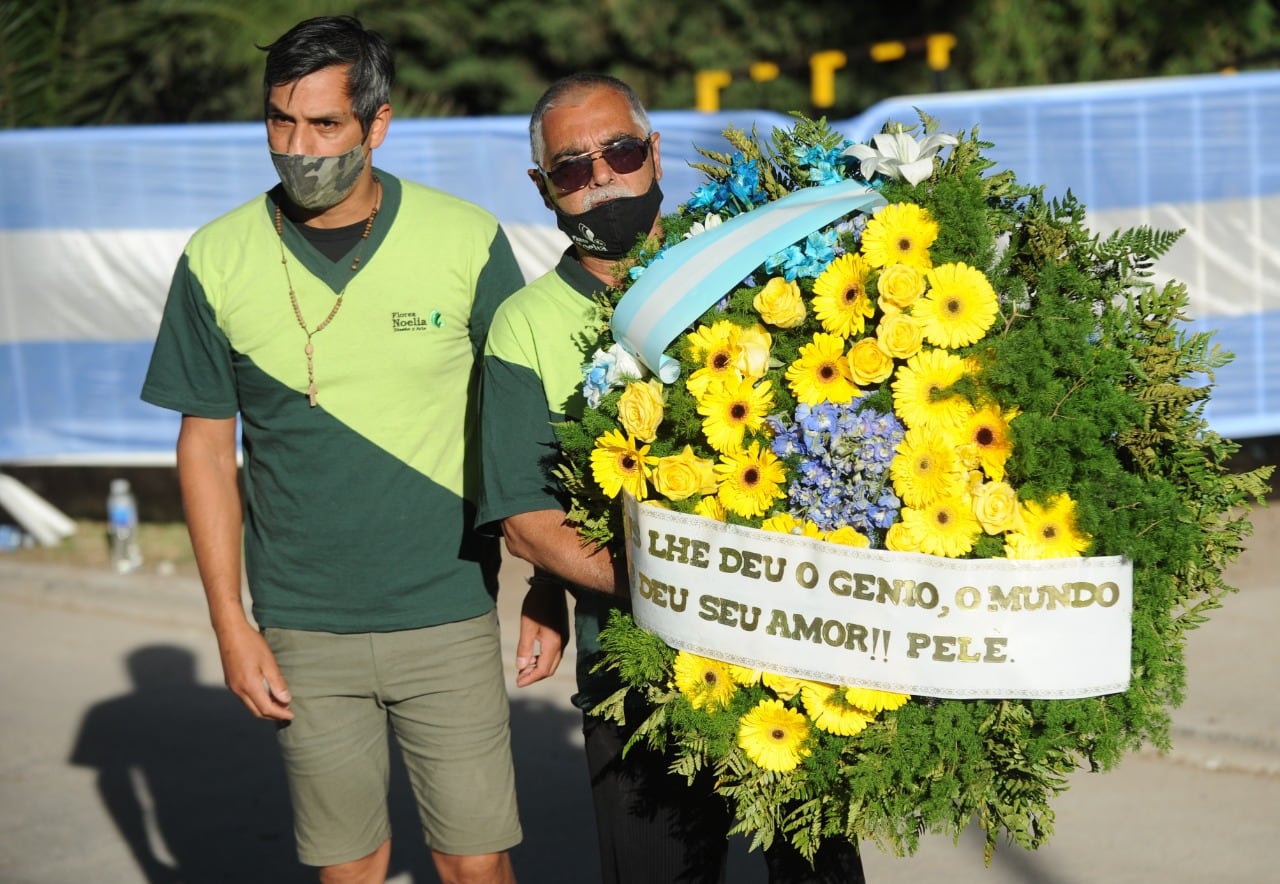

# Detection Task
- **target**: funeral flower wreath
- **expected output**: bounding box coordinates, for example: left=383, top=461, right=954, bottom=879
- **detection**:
left=551, top=114, right=1272, bottom=862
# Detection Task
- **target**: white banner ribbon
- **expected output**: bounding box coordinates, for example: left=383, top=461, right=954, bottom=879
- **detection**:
left=622, top=493, right=1133, bottom=699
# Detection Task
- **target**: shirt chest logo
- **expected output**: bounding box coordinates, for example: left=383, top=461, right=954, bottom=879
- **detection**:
left=391, top=310, right=444, bottom=331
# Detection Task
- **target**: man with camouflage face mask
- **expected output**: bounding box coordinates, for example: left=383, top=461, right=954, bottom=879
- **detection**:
left=142, top=15, right=526, bottom=883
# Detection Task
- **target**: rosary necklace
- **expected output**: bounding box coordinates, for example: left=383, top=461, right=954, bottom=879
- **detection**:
left=275, top=176, right=381, bottom=407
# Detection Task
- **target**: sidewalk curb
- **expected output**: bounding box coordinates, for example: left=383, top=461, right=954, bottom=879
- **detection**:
left=0, top=561, right=210, bottom=629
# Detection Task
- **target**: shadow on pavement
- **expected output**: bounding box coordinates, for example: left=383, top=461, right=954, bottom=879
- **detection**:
left=69, top=645, right=306, bottom=883
left=68, top=645, right=595, bottom=884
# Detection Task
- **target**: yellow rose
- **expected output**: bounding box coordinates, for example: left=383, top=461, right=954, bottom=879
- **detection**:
left=847, top=337, right=895, bottom=385
left=876, top=311, right=923, bottom=360
left=876, top=263, right=925, bottom=312
left=825, top=525, right=870, bottom=547
left=971, top=481, right=1020, bottom=534
left=735, top=324, right=774, bottom=378
left=653, top=445, right=718, bottom=501
left=884, top=520, right=920, bottom=552
left=761, top=512, right=801, bottom=533
left=753, top=277, right=807, bottom=328
left=617, top=379, right=664, bottom=443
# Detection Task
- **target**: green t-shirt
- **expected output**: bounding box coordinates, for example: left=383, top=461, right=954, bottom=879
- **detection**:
left=142, top=172, right=524, bottom=633
left=478, top=250, right=624, bottom=709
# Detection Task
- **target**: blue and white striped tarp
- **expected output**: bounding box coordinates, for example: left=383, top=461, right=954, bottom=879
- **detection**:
left=2, top=71, right=1276, bottom=463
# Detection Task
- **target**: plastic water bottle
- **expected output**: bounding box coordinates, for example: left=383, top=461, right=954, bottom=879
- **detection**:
left=107, top=478, right=143, bottom=574
left=0, top=524, right=22, bottom=553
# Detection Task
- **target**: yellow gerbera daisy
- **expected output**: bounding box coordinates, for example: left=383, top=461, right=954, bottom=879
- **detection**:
left=738, top=698, right=810, bottom=772
left=914, top=262, right=999, bottom=348
left=686, top=319, right=741, bottom=364
left=899, top=495, right=981, bottom=558
left=800, top=682, right=875, bottom=736
left=694, top=495, right=727, bottom=521
left=959, top=404, right=1018, bottom=482
left=761, top=512, right=825, bottom=539
left=673, top=651, right=738, bottom=710
left=786, top=332, right=858, bottom=406
left=891, top=348, right=972, bottom=433
left=843, top=686, right=910, bottom=714
left=812, top=253, right=875, bottom=338
left=697, top=376, right=773, bottom=453
left=686, top=321, right=743, bottom=400
left=761, top=671, right=805, bottom=700
left=860, top=203, right=938, bottom=269
left=889, top=426, right=967, bottom=508
left=715, top=441, right=786, bottom=518
left=728, top=664, right=764, bottom=686
left=799, top=520, right=825, bottom=538
left=1004, top=493, right=1092, bottom=559
left=589, top=429, right=656, bottom=500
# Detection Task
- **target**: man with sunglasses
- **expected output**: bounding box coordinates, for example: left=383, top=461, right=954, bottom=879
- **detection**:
left=478, top=74, right=866, bottom=884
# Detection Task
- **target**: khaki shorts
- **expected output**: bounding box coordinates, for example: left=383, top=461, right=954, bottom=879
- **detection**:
left=264, top=611, right=522, bottom=867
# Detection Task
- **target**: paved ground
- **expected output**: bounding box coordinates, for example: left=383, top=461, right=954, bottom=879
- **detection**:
left=1, top=504, right=1278, bottom=883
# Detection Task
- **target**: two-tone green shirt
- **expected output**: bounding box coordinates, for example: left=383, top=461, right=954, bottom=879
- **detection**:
left=143, top=172, right=524, bottom=633
left=477, top=250, right=623, bottom=710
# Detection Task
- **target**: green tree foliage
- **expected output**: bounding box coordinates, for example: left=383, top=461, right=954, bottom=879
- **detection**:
left=956, top=0, right=1279, bottom=87
left=1, top=0, right=74, bottom=127
left=2, top=0, right=1278, bottom=127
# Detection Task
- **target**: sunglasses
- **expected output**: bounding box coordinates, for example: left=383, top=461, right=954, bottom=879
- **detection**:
left=539, top=136, right=652, bottom=194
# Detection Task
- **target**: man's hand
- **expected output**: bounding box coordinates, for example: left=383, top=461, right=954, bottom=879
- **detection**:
left=216, top=624, right=294, bottom=721
left=515, top=580, right=569, bottom=687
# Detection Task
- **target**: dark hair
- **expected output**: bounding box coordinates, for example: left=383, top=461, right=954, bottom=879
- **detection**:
left=529, top=74, right=651, bottom=166
left=261, top=15, right=394, bottom=137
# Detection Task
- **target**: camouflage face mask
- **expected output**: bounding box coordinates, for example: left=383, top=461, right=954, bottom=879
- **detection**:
left=270, top=142, right=366, bottom=211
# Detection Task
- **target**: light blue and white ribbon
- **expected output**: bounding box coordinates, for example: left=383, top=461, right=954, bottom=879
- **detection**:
left=611, top=179, right=887, bottom=383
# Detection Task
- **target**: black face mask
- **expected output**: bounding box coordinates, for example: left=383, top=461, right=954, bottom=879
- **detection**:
left=553, top=181, right=664, bottom=260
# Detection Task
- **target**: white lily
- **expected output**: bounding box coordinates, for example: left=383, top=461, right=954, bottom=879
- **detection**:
left=683, top=212, right=725, bottom=239
left=843, top=127, right=958, bottom=186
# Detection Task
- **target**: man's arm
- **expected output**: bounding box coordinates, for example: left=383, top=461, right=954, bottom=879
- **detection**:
left=177, top=415, right=292, bottom=721
left=502, top=509, right=627, bottom=596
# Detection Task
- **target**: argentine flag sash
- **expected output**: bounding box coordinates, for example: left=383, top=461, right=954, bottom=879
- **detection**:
left=611, top=180, right=887, bottom=382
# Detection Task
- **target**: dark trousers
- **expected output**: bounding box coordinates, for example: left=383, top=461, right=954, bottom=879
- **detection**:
left=583, top=713, right=866, bottom=884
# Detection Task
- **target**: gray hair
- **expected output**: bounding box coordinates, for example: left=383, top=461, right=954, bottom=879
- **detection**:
left=529, top=74, right=651, bottom=166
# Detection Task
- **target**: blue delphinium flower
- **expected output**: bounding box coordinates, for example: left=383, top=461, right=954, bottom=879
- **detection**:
left=831, top=216, right=867, bottom=256
left=768, top=397, right=905, bottom=544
